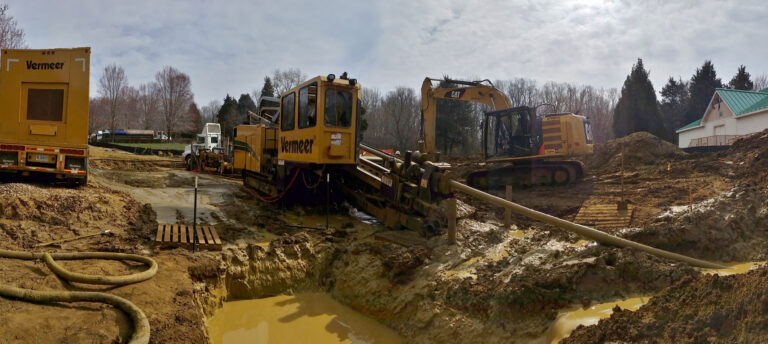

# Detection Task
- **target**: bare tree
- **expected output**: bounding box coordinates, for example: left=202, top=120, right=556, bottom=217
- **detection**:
left=155, top=66, right=193, bottom=139
left=754, top=74, right=768, bottom=91
left=272, top=68, right=307, bottom=95
left=0, top=4, right=25, bottom=49
left=136, top=82, right=160, bottom=130
left=380, top=87, right=420, bottom=152
left=88, top=97, right=109, bottom=135
left=97, top=64, right=128, bottom=140
left=120, top=86, right=140, bottom=129
left=360, top=87, right=383, bottom=143
left=201, top=100, right=222, bottom=124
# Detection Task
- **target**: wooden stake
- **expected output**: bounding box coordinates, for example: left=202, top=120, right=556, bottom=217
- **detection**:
left=504, top=185, right=513, bottom=227
left=447, top=198, right=457, bottom=244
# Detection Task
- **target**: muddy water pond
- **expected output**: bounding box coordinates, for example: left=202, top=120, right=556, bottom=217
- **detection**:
left=541, top=261, right=765, bottom=343
left=208, top=293, right=402, bottom=344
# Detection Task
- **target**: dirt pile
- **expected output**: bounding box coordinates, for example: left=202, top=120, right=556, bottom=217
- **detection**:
left=586, top=131, right=687, bottom=174
left=89, top=158, right=179, bottom=172
left=0, top=182, right=155, bottom=247
left=627, top=184, right=768, bottom=261
left=722, top=129, right=768, bottom=182
left=564, top=264, right=768, bottom=343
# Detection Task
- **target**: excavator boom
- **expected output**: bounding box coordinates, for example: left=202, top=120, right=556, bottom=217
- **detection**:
left=420, top=77, right=513, bottom=155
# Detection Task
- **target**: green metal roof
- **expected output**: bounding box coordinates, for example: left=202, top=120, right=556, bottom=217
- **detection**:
left=716, top=88, right=768, bottom=116
left=677, top=88, right=768, bottom=132
left=677, top=119, right=701, bottom=132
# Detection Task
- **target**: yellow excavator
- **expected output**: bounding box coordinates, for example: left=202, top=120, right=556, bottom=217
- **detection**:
left=420, top=77, right=594, bottom=189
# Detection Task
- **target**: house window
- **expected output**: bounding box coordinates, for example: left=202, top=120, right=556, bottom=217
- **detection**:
left=719, top=111, right=722, bottom=118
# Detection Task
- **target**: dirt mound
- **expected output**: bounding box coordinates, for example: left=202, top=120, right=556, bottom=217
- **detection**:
left=0, top=182, right=155, bottom=247
left=722, top=129, right=768, bottom=182
left=564, top=265, right=768, bottom=343
left=586, top=132, right=686, bottom=174
left=89, top=158, right=179, bottom=172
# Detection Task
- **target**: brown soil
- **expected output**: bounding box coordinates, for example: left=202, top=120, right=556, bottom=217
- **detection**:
left=0, top=168, right=212, bottom=343
left=564, top=265, right=768, bottom=343
left=1, top=131, right=767, bottom=344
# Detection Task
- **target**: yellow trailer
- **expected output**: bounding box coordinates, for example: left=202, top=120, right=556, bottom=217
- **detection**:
left=0, top=47, right=91, bottom=185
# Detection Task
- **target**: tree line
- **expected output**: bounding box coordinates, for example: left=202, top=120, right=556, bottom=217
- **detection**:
left=89, top=64, right=198, bottom=139
left=613, top=59, right=768, bottom=143
left=362, top=78, right=618, bottom=154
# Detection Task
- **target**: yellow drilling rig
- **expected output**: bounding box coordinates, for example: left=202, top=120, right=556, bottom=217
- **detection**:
left=237, top=73, right=453, bottom=235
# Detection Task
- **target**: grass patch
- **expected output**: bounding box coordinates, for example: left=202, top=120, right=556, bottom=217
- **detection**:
left=113, top=142, right=187, bottom=151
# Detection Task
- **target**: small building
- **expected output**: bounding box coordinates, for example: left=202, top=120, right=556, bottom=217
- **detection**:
left=677, top=88, right=768, bottom=149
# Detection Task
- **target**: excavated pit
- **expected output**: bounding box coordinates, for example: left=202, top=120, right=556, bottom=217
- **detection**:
left=2, top=136, right=768, bottom=344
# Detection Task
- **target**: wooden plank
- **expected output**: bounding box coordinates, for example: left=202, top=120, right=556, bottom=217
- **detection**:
left=155, top=224, right=164, bottom=242
left=196, top=225, right=206, bottom=247
left=202, top=226, right=213, bottom=243
left=172, top=224, right=179, bottom=243
left=163, top=224, right=172, bottom=244
left=180, top=224, right=187, bottom=244
left=208, top=225, right=222, bottom=245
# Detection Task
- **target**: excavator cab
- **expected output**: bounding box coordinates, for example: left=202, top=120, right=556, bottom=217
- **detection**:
left=482, top=106, right=540, bottom=159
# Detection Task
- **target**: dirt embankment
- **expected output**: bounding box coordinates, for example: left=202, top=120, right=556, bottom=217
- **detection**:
left=564, top=265, right=768, bottom=343
left=0, top=180, right=210, bottom=343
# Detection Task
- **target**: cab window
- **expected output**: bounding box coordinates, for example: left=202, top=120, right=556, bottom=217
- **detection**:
left=27, top=89, right=64, bottom=121
left=281, top=92, right=296, bottom=131
left=298, top=83, right=317, bottom=129
left=324, top=88, right=352, bottom=128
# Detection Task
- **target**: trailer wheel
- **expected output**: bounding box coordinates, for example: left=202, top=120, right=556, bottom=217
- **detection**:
left=185, top=155, right=193, bottom=171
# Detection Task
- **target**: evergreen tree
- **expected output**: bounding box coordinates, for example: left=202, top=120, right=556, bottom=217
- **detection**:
left=260, top=76, right=275, bottom=98
left=660, top=77, right=689, bottom=142
left=612, top=59, right=668, bottom=140
left=686, top=60, right=722, bottom=124
left=435, top=76, right=478, bottom=155
left=216, top=95, right=239, bottom=138
left=237, top=93, right=257, bottom=124
left=188, top=102, right=203, bottom=133
left=729, top=65, right=754, bottom=91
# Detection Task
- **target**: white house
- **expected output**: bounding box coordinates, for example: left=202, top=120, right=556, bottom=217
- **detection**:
left=677, top=88, right=768, bottom=148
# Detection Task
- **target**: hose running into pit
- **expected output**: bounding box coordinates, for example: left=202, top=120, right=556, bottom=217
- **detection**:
left=0, top=249, right=158, bottom=344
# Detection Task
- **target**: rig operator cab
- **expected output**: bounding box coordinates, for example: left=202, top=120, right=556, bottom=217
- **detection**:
left=241, top=74, right=360, bottom=198
left=0, top=47, right=91, bottom=185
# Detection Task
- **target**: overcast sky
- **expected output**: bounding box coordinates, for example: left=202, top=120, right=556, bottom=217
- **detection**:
left=9, top=0, right=768, bottom=105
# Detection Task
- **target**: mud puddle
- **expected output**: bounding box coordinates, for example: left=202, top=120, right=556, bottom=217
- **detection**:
left=703, top=261, right=765, bottom=276
left=208, top=293, right=402, bottom=344
left=543, top=261, right=765, bottom=343
left=543, top=296, right=651, bottom=344
left=95, top=168, right=240, bottom=224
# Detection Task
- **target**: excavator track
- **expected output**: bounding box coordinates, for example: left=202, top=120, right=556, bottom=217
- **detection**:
left=464, top=159, right=584, bottom=190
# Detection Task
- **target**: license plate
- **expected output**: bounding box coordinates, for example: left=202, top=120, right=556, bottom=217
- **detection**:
left=35, top=154, right=50, bottom=162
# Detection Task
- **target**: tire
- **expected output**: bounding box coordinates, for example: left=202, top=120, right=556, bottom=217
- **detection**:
left=185, top=155, right=193, bottom=171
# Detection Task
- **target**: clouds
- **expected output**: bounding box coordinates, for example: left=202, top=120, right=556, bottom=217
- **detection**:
left=8, top=0, right=767, bottom=105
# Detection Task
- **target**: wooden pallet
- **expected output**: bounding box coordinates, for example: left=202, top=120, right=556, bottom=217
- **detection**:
left=155, top=223, right=222, bottom=251
left=574, top=204, right=634, bottom=229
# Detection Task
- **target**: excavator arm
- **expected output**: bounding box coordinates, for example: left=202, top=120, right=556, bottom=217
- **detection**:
left=420, top=77, right=514, bottom=155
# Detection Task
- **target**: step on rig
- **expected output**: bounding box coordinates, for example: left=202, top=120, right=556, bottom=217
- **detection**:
left=238, top=73, right=453, bottom=236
